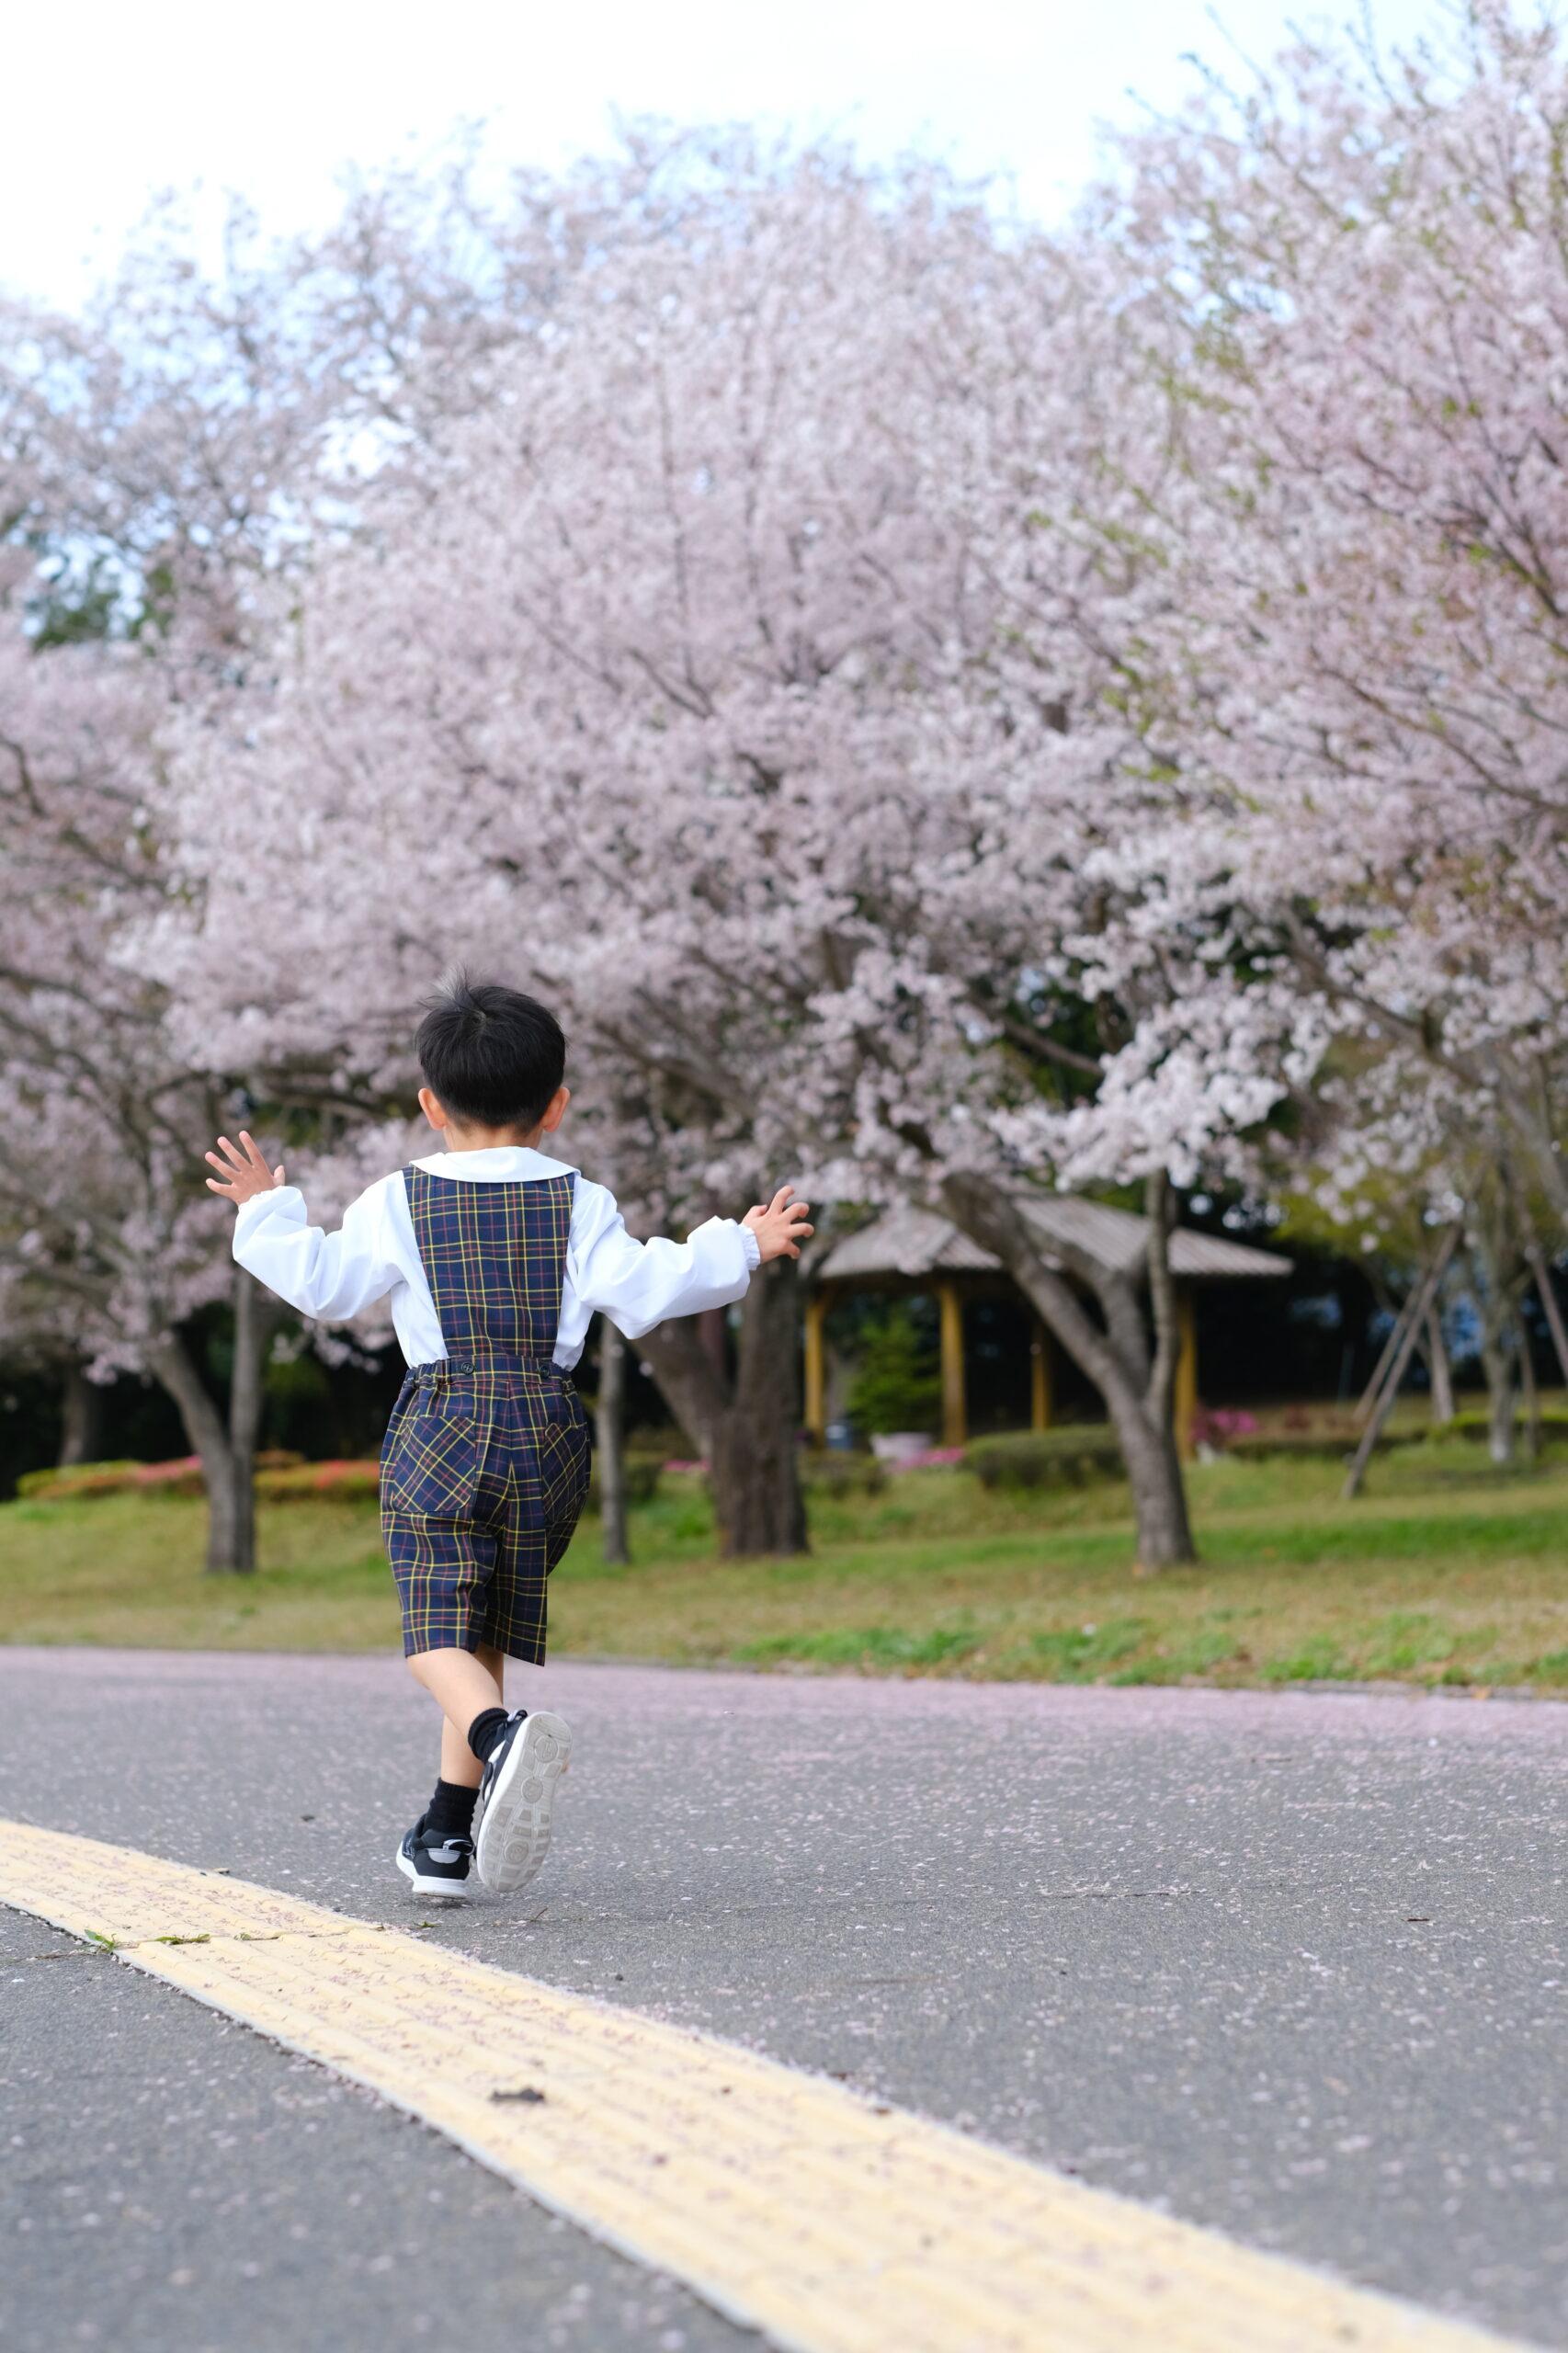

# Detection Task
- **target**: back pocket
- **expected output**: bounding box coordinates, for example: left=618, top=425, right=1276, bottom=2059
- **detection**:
left=381, top=1397, right=482, bottom=1518
left=539, top=1409, right=591, bottom=1563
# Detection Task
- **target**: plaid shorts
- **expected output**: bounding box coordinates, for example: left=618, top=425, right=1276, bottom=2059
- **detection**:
left=381, top=1352, right=591, bottom=1662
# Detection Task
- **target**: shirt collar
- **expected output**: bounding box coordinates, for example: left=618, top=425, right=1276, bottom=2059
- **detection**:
left=411, top=1147, right=578, bottom=1182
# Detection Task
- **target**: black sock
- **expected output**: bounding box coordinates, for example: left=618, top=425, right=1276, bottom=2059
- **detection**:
left=426, top=1779, right=479, bottom=1838
left=467, top=1704, right=518, bottom=1764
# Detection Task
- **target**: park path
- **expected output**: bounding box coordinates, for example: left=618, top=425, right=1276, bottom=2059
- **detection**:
left=1, top=1651, right=1564, bottom=2349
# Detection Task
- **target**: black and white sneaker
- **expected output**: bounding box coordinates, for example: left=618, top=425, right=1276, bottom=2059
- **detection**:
left=396, top=1814, right=473, bottom=1901
left=472, top=1710, right=572, bottom=1894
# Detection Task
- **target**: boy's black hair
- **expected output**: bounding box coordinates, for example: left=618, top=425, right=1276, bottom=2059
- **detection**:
left=415, top=971, right=567, bottom=1131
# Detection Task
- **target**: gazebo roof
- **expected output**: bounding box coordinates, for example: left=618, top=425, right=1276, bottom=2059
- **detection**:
left=815, top=1199, right=1290, bottom=1287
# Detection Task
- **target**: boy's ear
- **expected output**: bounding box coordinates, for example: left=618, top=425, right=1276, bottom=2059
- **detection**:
left=539, top=1085, right=570, bottom=1135
left=417, top=1086, right=449, bottom=1133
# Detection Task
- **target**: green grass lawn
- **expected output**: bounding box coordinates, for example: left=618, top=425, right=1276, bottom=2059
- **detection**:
left=5, top=1438, right=1567, bottom=1690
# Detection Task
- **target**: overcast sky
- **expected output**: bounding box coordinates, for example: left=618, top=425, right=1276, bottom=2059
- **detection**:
left=7, top=0, right=1456, bottom=309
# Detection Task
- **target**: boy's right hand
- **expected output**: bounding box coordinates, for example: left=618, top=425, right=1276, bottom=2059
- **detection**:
left=205, top=1131, right=286, bottom=1209
left=743, top=1186, right=813, bottom=1264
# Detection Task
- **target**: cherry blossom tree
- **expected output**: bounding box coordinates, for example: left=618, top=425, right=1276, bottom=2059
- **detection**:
left=1084, top=1, right=1568, bottom=1243
left=156, top=143, right=1229, bottom=1565
left=0, top=175, right=561, bottom=1542
left=0, top=610, right=288, bottom=1566
left=0, top=204, right=455, bottom=1551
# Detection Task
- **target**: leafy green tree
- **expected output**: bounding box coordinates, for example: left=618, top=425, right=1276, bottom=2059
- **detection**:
left=846, top=1308, right=941, bottom=1438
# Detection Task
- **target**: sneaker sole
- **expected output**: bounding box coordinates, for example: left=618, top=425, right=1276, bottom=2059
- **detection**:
left=394, top=1845, right=470, bottom=1903
left=473, top=1711, right=572, bottom=1894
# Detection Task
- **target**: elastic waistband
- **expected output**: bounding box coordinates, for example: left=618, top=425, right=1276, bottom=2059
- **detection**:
left=407, top=1344, right=562, bottom=1385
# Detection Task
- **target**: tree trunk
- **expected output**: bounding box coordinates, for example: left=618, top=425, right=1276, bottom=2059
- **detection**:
left=1479, top=1331, right=1517, bottom=1466
left=145, top=1272, right=278, bottom=1574
left=146, top=1328, right=247, bottom=1573
left=596, top=1317, right=631, bottom=1567
left=1464, top=1199, right=1526, bottom=1470
left=57, top=1363, right=105, bottom=1467
left=1097, top=1382, right=1195, bottom=1567
left=1425, top=1307, right=1455, bottom=1426
left=225, top=1269, right=278, bottom=1574
left=940, top=1172, right=1195, bottom=1569
left=714, top=1257, right=808, bottom=1556
left=205, top=1445, right=253, bottom=1574
left=639, top=1262, right=809, bottom=1558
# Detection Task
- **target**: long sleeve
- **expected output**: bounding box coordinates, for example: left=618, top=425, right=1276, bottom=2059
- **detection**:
left=231, top=1175, right=404, bottom=1324
left=567, top=1178, right=760, bottom=1339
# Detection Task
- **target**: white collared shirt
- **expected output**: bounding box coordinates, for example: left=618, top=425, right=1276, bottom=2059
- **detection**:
left=230, top=1147, right=760, bottom=1370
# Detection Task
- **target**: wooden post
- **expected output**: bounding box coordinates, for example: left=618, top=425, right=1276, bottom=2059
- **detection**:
left=1346, top=1233, right=1460, bottom=1430
left=1354, top=1290, right=1419, bottom=1426
left=1029, top=1320, right=1052, bottom=1432
left=937, top=1279, right=967, bottom=1448
left=1520, top=1309, right=1541, bottom=1461
left=803, top=1290, right=828, bottom=1444
left=1175, top=1290, right=1199, bottom=1460
left=1526, top=1245, right=1568, bottom=1389
left=1426, top=1305, right=1455, bottom=1426
left=1344, top=1225, right=1460, bottom=1499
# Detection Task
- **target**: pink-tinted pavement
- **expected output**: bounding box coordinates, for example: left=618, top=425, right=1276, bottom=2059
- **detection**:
left=2, top=1650, right=1565, bottom=2347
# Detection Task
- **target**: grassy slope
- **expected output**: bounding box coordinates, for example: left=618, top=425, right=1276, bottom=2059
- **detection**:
left=4, top=1439, right=1566, bottom=1689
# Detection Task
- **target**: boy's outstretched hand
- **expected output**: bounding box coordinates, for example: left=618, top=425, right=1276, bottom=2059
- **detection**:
left=205, top=1131, right=286, bottom=1209
left=743, top=1185, right=813, bottom=1264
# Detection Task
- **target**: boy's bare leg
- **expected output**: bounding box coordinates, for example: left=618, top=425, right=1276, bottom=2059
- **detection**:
left=407, top=1643, right=507, bottom=1787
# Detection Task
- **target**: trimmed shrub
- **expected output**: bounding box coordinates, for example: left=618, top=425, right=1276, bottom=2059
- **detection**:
left=1222, top=1431, right=1359, bottom=1462
left=965, top=1429, right=1122, bottom=1490
left=17, top=1459, right=145, bottom=1502
left=1190, top=1406, right=1259, bottom=1449
left=586, top=1454, right=663, bottom=1510
left=1222, top=1413, right=1568, bottom=1462
left=801, top=1452, right=889, bottom=1499
left=258, top=1460, right=380, bottom=1502
left=263, top=1454, right=667, bottom=1509
left=17, top=1455, right=211, bottom=1502
left=17, top=1451, right=355, bottom=1505
left=1437, top=1409, right=1568, bottom=1445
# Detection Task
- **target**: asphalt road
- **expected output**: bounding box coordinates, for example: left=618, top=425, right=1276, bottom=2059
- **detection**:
left=1, top=1649, right=1564, bottom=2351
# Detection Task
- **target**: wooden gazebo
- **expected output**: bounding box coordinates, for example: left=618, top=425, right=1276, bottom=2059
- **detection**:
left=807, top=1199, right=1290, bottom=1457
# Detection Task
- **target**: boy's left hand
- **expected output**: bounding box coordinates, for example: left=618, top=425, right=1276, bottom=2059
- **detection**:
left=743, top=1186, right=813, bottom=1263
left=205, top=1131, right=286, bottom=1208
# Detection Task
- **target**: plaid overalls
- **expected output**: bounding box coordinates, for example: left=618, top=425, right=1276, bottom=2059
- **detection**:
left=381, top=1167, right=592, bottom=1662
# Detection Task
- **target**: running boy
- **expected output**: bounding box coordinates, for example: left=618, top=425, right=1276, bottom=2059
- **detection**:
left=206, top=975, right=811, bottom=1902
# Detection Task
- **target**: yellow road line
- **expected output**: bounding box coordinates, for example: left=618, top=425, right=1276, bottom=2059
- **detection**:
left=0, top=1819, right=1525, bottom=2353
